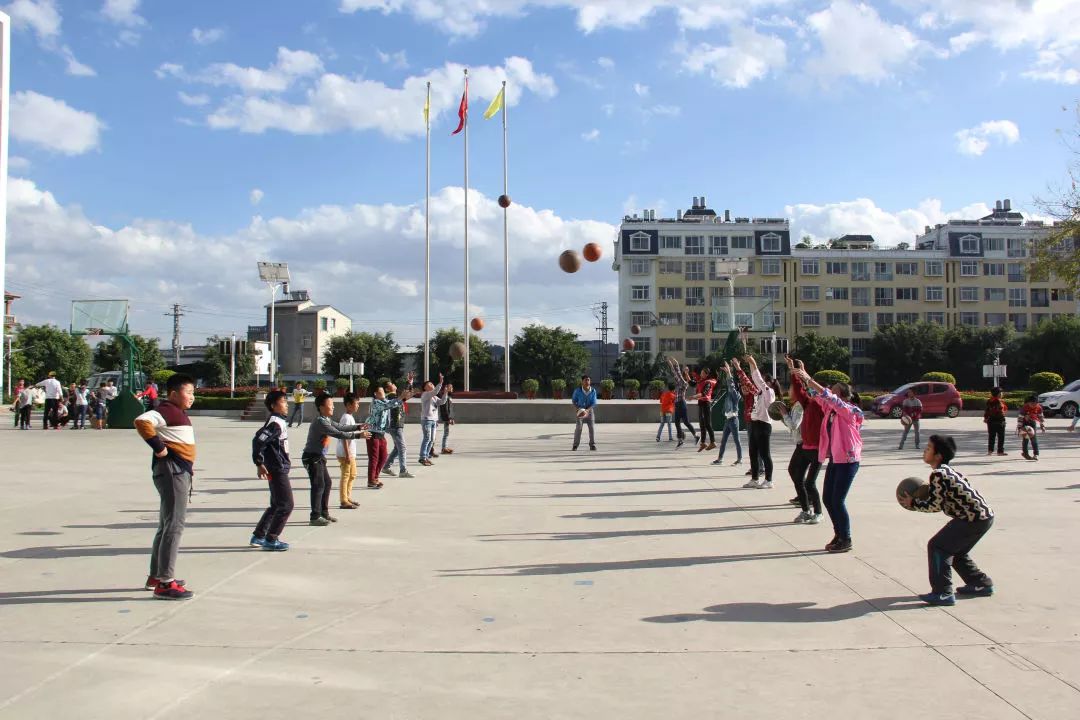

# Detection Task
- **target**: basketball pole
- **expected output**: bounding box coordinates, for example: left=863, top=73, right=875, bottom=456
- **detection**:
left=501, top=80, right=510, bottom=394
left=0, top=13, right=10, bottom=394
left=462, top=68, right=470, bottom=392
left=423, top=81, right=431, bottom=383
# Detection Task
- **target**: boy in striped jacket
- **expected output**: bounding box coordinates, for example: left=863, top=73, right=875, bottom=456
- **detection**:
left=134, top=373, right=197, bottom=600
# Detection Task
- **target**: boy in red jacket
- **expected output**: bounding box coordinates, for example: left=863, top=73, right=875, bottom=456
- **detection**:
left=983, top=386, right=1008, bottom=456
left=1019, top=395, right=1045, bottom=461
left=787, top=357, right=823, bottom=524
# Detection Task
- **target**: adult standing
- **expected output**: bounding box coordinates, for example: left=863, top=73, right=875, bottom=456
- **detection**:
left=288, top=381, right=311, bottom=427
left=138, top=381, right=159, bottom=412
left=693, top=368, right=718, bottom=452
left=787, top=357, right=823, bottom=524
left=665, top=357, right=698, bottom=448
left=736, top=356, right=778, bottom=489
left=794, top=367, right=864, bottom=554
left=35, top=371, right=64, bottom=430
left=571, top=375, right=598, bottom=451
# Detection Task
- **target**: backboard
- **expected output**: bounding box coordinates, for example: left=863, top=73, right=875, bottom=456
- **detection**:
left=711, top=296, right=777, bottom=333
left=71, top=300, right=129, bottom=335
left=711, top=258, right=749, bottom=279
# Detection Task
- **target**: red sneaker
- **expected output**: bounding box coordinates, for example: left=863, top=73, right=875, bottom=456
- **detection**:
left=153, top=580, right=193, bottom=600
left=145, top=576, right=186, bottom=590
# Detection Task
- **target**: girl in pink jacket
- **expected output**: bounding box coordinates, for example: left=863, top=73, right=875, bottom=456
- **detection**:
left=795, top=369, right=864, bottom=554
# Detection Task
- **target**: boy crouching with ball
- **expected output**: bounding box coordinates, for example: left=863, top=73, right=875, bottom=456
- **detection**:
left=901, top=434, right=995, bottom=606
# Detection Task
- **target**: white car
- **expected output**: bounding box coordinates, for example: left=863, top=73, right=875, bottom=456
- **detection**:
left=1038, top=379, right=1080, bottom=419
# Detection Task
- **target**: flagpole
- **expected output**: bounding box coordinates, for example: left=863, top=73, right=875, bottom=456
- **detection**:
left=424, top=81, right=431, bottom=383
left=463, top=68, right=470, bottom=392
left=501, top=80, right=510, bottom=394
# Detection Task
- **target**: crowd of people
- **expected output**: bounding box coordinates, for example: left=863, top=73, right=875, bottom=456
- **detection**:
left=10, top=374, right=120, bottom=430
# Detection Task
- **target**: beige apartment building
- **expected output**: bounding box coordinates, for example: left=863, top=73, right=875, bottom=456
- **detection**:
left=251, top=289, right=352, bottom=378
left=613, top=197, right=1077, bottom=383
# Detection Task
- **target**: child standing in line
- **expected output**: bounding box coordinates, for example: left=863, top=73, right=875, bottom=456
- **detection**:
left=336, top=394, right=361, bottom=510
left=983, top=386, right=1008, bottom=456
left=901, top=434, right=995, bottom=607
left=437, top=383, right=456, bottom=455
left=251, top=390, right=293, bottom=551
left=898, top=388, right=923, bottom=450
left=365, top=385, right=413, bottom=489
left=712, top=363, right=743, bottom=466
left=1019, top=395, right=1045, bottom=461
left=288, top=382, right=311, bottom=427
left=15, top=383, right=33, bottom=429
left=656, top=384, right=676, bottom=442
left=301, top=393, right=369, bottom=525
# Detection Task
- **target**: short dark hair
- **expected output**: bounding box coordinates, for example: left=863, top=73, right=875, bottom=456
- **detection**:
left=315, top=392, right=333, bottom=409
left=1027, top=394, right=1038, bottom=403
left=343, top=393, right=357, bottom=405
left=264, top=390, right=287, bottom=411
left=667, top=382, right=675, bottom=391
left=928, top=434, right=957, bottom=465
left=166, top=373, right=195, bottom=394
left=581, top=375, right=591, bottom=381
left=991, top=386, right=1002, bottom=397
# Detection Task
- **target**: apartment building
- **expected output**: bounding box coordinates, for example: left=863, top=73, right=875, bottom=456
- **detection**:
left=613, top=197, right=1077, bottom=383
left=259, top=289, right=352, bottom=378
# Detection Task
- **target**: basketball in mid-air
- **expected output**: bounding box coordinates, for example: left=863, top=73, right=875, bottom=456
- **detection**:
left=896, top=477, right=930, bottom=508
left=622, top=338, right=635, bottom=351
left=583, top=243, right=603, bottom=262
left=449, top=341, right=466, bottom=361
left=498, top=194, right=512, bottom=209
left=630, top=324, right=641, bottom=335
left=559, top=250, right=582, bottom=273
left=471, top=317, right=484, bottom=332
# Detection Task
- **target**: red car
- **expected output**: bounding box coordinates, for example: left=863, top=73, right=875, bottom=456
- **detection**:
left=872, top=381, right=963, bottom=419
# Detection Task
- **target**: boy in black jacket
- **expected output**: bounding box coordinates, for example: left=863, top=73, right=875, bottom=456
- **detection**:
left=436, top=383, right=455, bottom=455
left=251, top=391, right=294, bottom=551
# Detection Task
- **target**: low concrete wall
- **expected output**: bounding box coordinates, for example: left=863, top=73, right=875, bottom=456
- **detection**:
left=241, top=398, right=665, bottom=423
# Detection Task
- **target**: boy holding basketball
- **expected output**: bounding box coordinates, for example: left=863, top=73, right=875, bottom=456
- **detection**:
left=984, top=386, right=1008, bottom=456
left=1019, top=395, right=1044, bottom=461
left=898, top=388, right=922, bottom=450
left=900, top=434, right=994, bottom=606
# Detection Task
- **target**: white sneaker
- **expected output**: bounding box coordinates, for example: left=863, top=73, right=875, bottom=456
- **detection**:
left=743, top=479, right=760, bottom=489
left=381, top=468, right=396, bottom=477
left=399, top=470, right=415, bottom=478
left=808, top=514, right=823, bottom=524
left=793, top=511, right=812, bottom=524
left=759, top=481, right=773, bottom=489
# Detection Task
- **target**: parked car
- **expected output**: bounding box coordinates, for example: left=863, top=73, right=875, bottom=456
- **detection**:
left=872, top=381, right=963, bottom=419
left=1037, top=379, right=1080, bottom=418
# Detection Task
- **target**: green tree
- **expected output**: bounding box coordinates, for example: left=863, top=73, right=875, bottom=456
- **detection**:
left=941, top=325, right=1014, bottom=388
left=415, top=328, right=502, bottom=389
left=93, top=334, right=166, bottom=376
left=10, top=325, right=92, bottom=384
left=868, top=322, right=946, bottom=387
left=793, top=332, right=852, bottom=375
left=1002, top=316, right=1080, bottom=382
left=1031, top=103, right=1080, bottom=293
left=610, top=351, right=667, bottom=385
left=203, top=336, right=256, bottom=386
left=321, top=331, right=402, bottom=384
left=510, top=324, right=590, bottom=389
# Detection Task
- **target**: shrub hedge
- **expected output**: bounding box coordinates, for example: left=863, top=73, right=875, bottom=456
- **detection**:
left=813, top=369, right=851, bottom=386
left=1029, top=372, right=1065, bottom=394
left=921, top=371, right=957, bottom=385
left=192, top=396, right=251, bottom=410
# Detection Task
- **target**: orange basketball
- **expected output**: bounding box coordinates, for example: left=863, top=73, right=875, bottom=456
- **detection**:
left=471, top=317, right=484, bottom=331
left=583, top=242, right=603, bottom=262
left=623, top=338, right=635, bottom=351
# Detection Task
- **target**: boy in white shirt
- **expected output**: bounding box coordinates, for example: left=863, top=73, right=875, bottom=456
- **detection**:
left=15, top=385, right=34, bottom=429
left=337, top=394, right=360, bottom=509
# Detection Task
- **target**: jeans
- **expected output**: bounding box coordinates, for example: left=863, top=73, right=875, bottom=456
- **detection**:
left=899, top=420, right=920, bottom=449
left=717, top=416, right=742, bottom=461
left=302, top=454, right=332, bottom=521
left=74, top=405, right=87, bottom=429
left=338, top=457, right=357, bottom=504
left=986, top=419, right=1006, bottom=453
left=440, top=420, right=452, bottom=450
left=288, top=402, right=304, bottom=426
left=573, top=410, right=596, bottom=448
left=656, top=413, right=673, bottom=440
left=748, top=420, right=773, bottom=482
left=150, top=458, right=191, bottom=581
left=387, top=427, right=408, bottom=470
left=673, top=400, right=696, bottom=441
left=1021, top=423, right=1040, bottom=457
left=254, top=469, right=294, bottom=542
left=929, top=517, right=993, bottom=594
left=419, top=420, right=437, bottom=460
left=823, top=461, right=860, bottom=540
left=366, top=435, right=388, bottom=484
left=788, top=445, right=822, bottom=514
left=698, top=401, right=715, bottom=444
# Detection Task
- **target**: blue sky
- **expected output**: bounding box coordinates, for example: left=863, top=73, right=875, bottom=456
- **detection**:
left=4, top=0, right=1078, bottom=348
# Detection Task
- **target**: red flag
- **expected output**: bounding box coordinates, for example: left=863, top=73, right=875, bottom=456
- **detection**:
left=451, top=77, right=468, bottom=135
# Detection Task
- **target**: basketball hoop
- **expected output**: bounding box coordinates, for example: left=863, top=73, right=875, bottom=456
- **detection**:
left=86, top=327, right=103, bottom=338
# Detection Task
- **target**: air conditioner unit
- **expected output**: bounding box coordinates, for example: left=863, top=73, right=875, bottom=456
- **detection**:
left=825, top=289, right=834, bottom=299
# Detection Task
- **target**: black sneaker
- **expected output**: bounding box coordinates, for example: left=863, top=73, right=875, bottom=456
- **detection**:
left=153, top=580, right=193, bottom=600
left=571, top=445, right=578, bottom=451
left=590, top=445, right=597, bottom=451
left=956, top=584, right=994, bottom=597
left=919, top=591, right=956, bottom=606
left=826, top=537, right=852, bottom=553
left=788, top=497, right=801, bottom=506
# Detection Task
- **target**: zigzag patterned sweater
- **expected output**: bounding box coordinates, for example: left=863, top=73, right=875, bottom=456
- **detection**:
left=911, top=464, right=994, bottom=521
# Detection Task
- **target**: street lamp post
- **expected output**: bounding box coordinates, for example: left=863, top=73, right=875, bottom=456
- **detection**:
left=257, top=262, right=290, bottom=389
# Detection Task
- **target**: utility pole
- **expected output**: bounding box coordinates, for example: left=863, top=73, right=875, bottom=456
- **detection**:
left=593, top=301, right=612, bottom=379
left=164, top=304, right=184, bottom=366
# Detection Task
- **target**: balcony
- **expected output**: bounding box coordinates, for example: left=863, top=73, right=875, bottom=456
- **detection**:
left=3, top=314, right=15, bottom=329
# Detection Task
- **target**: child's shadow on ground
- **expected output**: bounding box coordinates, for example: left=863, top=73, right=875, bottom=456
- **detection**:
left=642, top=596, right=924, bottom=624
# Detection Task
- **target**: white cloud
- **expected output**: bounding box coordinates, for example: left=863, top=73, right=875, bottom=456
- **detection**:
left=249, top=188, right=264, bottom=206
left=191, top=27, right=226, bottom=45
left=1022, top=42, right=1080, bottom=85
left=954, top=120, right=1020, bottom=157
left=644, top=104, right=681, bottom=117
left=596, top=56, right=614, bottom=69
left=61, top=45, right=96, bottom=76
left=679, top=25, right=787, bottom=88
left=11, top=91, right=105, bottom=155
left=378, top=274, right=419, bottom=296
left=9, top=156, right=31, bottom=170
left=177, top=91, right=210, bottom=107
left=376, top=48, right=409, bottom=69
left=786, top=197, right=994, bottom=248
left=4, top=0, right=61, bottom=41
left=101, top=0, right=145, bottom=26
left=581, top=128, right=600, bottom=141
left=633, top=82, right=649, bottom=97
left=805, top=0, right=923, bottom=83
left=157, top=47, right=325, bottom=94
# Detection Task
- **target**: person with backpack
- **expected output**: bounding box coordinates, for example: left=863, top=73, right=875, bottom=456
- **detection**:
left=983, top=386, right=1008, bottom=456
left=250, top=390, right=293, bottom=551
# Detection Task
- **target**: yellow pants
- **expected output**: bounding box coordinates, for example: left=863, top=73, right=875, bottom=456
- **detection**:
left=338, top=457, right=357, bottom=504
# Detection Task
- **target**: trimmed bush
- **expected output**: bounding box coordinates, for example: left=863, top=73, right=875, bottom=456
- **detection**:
left=600, top=379, right=615, bottom=390
left=192, top=396, right=251, bottom=410
left=623, top=379, right=641, bottom=391
left=551, top=378, right=567, bottom=391
left=152, top=369, right=176, bottom=385
left=313, top=379, right=328, bottom=392
left=522, top=378, right=540, bottom=393
left=335, top=378, right=350, bottom=390
left=921, top=371, right=956, bottom=385
left=357, top=377, right=370, bottom=389
left=1029, top=372, right=1065, bottom=394
left=813, top=369, right=851, bottom=386
left=648, top=379, right=667, bottom=393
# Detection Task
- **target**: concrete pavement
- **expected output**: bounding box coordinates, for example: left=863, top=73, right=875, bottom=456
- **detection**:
left=1, top=415, right=1079, bottom=719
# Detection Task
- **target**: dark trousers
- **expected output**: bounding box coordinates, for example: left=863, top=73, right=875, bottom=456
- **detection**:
left=43, top=398, right=59, bottom=428
left=929, top=517, right=994, bottom=594
left=1021, top=423, right=1040, bottom=456
left=366, top=435, right=388, bottom=484
left=673, top=400, right=696, bottom=440
left=823, top=461, right=860, bottom=540
left=17, top=406, right=31, bottom=428
left=254, top=469, right=294, bottom=542
left=986, top=419, right=1006, bottom=453
left=697, top=401, right=715, bottom=444
left=717, top=416, right=742, bottom=461
left=150, top=459, right=191, bottom=581
left=748, top=420, right=774, bottom=481
left=302, top=454, right=332, bottom=520
left=288, top=402, right=305, bottom=426
left=788, top=445, right=822, bottom=514
left=73, top=405, right=87, bottom=429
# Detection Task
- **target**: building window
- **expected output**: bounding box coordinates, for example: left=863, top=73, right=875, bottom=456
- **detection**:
left=897, top=312, right=919, bottom=324
left=684, top=261, right=705, bottom=281
left=320, top=317, right=328, bottom=331
left=925, top=260, right=943, bottom=276
left=851, top=338, right=868, bottom=358
left=330, top=318, right=337, bottom=329
left=960, top=234, right=980, bottom=254
left=1007, top=238, right=1026, bottom=258
left=874, top=262, right=893, bottom=281
left=684, top=236, right=704, bottom=255
left=960, top=312, right=979, bottom=326
left=1007, top=263, right=1025, bottom=282
left=659, top=260, right=682, bottom=274
left=877, top=312, right=895, bottom=326
left=630, top=232, right=651, bottom=251
left=760, top=258, right=781, bottom=275
left=659, top=338, right=683, bottom=352
left=734, top=287, right=755, bottom=298
left=827, top=312, right=849, bottom=326
left=925, top=286, right=944, bottom=302
left=960, top=260, right=979, bottom=276
left=759, top=337, right=789, bottom=355
left=760, top=233, right=781, bottom=253
left=826, top=287, right=849, bottom=300
left=710, top=287, right=727, bottom=304
left=801, top=311, right=820, bottom=327
left=771, top=312, right=784, bottom=328
left=730, top=235, right=752, bottom=249
left=661, top=235, right=681, bottom=250
left=1052, top=289, right=1075, bottom=302
left=710, top=338, right=723, bottom=352
left=851, top=287, right=870, bottom=306
left=895, top=288, right=919, bottom=301
left=659, top=312, right=683, bottom=326
left=959, top=287, right=979, bottom=302
left=735, top=312, right=755, bottom=328
left=685, top=312, right=705, bottom=333
left=1031, top=289, right=1050, bottom=307
left=1010, top=313, right=1029, bottom=332
left=984, top=237, right=1005, bottom=252
left=763, top=285, right=782, bottom=300
left=801, top=286, right=820, bottom=301
left=983, top=262, right=1005, bottom=277
left=708, top=236, right=727, bottom=255
left=985, top=313, right=1006, bottom=327
left=896, top=262, right=918, bottom=276
left=826, top=261, right=848, bottom=275
left=301, top=356, right=313, bottom=371
left=659, top=287, right=682, bottom=300
left=630, top=311, right=652, bottom=327
left=850, top=262, right=870, bottom=281
left=631, top=337, right=652, bottom=353
left=851, top=313, right=870, bottom=332
left=712, top=311, right=730, bottom=331
left=984, top=288, right=1006, bottom=302
left=630, top=258, right=651, bottom=275
left=685, top=287, right=705, bottom=306
left=631, top=285, right=651, bottom=301
left=925, top=312, right=945, bottom=325
left=1032, top=313, right=1050, bottom=326
left=302, top=334, right=313, bottom=349
left=801, top=259, right=820, bottom=275
left=685, top=338, right=705, bottom=357
left=874, top=287, right=894, bottom=306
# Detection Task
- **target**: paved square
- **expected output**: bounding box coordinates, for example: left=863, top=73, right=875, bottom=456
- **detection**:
left=1, top=415, right=1079, bottom=719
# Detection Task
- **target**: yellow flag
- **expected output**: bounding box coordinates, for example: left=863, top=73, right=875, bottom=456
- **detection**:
left=483, top=86, right=504, bottom=120
left=423, top=93, right=430, bottom=125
